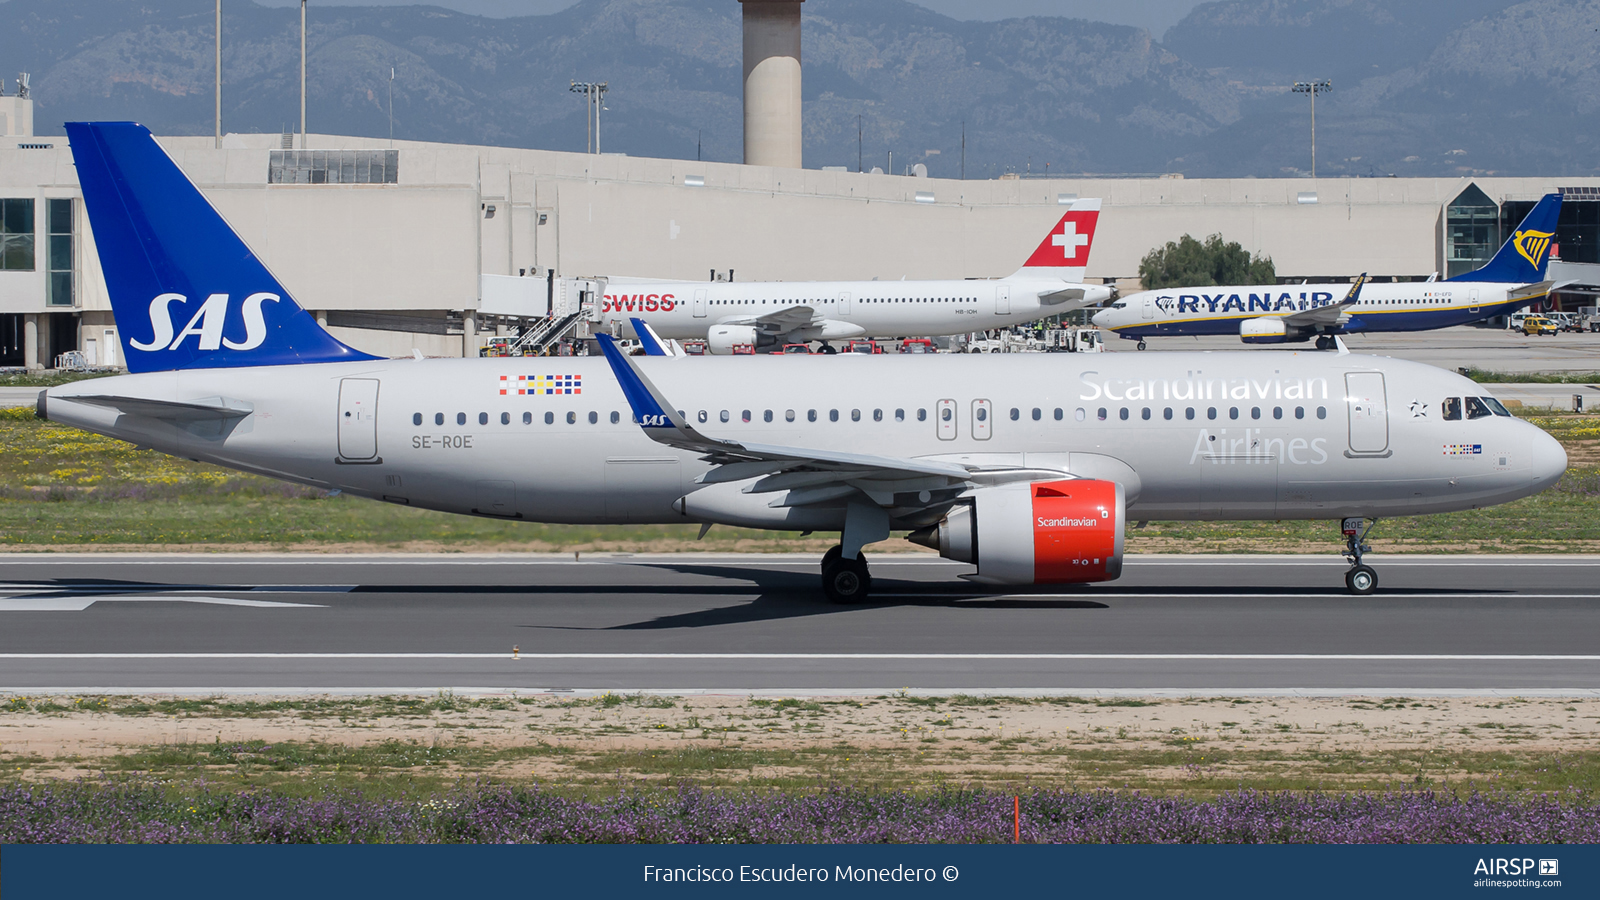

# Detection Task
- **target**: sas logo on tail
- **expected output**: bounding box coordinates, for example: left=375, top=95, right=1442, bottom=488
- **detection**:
left=1513, top=229, right=1554, bottom=267
left=130, top=292, right=280, bottom=352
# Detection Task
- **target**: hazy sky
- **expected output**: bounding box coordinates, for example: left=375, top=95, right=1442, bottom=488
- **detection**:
left=249, top=0, right=1208, bottom=39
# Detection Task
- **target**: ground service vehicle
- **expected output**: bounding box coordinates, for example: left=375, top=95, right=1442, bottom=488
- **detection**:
left=1523, top=315, right=1559, bottom=336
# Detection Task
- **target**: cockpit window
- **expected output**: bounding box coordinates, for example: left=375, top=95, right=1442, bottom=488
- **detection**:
left=1480, top=397, right=1512, bottom=417
left=1465, top=396, right=1493, bottom=420
left=1442, top=397, right=1462, bottom=421
left=1109, top=301, right=1127, bottom=309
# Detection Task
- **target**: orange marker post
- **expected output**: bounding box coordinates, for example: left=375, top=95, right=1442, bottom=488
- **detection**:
left=1014, top=795, right=1020, bottom=843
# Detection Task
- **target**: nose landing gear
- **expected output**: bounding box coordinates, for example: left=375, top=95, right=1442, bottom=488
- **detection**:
left=1341, top=517, right=1378, bottom=595
left=1136, top=339, right=1147, bottom=351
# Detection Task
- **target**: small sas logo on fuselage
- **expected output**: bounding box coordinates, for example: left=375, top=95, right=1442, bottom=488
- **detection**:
left=1513, top=228, right=1554, bottom=267
left=499, top=374, right=582, bottom=396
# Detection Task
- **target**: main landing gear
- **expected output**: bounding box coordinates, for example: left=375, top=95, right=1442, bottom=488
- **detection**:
left=1136, top=339, right=1147, bottom=351
left=821, top=546, right=871, bottom=603
left=1315, top=335, right=1336, bottom=351
left=1341, top=517, right=1378, bottom=595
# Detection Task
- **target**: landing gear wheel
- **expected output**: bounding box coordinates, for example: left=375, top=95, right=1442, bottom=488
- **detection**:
left=1345, top=565, right=1378, bottom=595
left=1315, top=335, right=1335, bottom=351
left=821, top=544, right=843, bottom=572
left=821, top=555, right=872, bottom=604
left=1136, top=340, right=1147, bottom=351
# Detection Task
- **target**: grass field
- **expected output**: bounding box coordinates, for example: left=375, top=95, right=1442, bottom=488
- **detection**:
left=2, top=404, right=1597, bottom=553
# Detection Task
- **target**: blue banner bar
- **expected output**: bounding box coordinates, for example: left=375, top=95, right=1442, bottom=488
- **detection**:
left=2, top=844, right=1592, bottom=899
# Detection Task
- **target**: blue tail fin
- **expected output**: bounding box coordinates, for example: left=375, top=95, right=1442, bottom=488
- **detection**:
left=1448, top=192, right=1562, bottom=284
left=66, top=122, right=379, bottom=373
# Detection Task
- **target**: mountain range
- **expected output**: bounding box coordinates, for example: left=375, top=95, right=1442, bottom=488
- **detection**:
left=1, top=0, right=1596, bottom=177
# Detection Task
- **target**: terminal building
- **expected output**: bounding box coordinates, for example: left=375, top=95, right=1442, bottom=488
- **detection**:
left=4, top=11, right=1599, bottom=368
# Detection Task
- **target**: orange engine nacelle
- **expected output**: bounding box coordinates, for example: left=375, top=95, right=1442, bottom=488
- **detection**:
left=919, top=479, right=1125, bottom=585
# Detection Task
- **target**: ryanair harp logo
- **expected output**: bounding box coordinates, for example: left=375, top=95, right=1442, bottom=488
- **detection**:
left=1513, top=229, right=1554, bottom=267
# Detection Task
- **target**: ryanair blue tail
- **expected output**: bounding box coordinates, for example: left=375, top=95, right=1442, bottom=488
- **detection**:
left=1449, top=192, right=1561, bottom=284
left=66, top=122, right=378, bottom=373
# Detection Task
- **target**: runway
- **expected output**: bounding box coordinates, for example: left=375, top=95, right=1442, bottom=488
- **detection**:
left=1, top=553, right=1598, bottom=695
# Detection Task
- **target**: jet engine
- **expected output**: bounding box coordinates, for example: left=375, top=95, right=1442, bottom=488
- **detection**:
left=908, top=479, right=1124, bottom=584
left=708, top=325, right=777, bottom=354
left=1239, top=317, right=1292, bottom=344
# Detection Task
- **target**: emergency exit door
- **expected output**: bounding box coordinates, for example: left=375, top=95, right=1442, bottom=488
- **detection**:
left=337, top=378, right=380, bottom=461
left=693, top=289, right=707, bottom=318
left=996, top=286, right=1010, bottom=315
left=1345, top=372, right=1389, bottom=455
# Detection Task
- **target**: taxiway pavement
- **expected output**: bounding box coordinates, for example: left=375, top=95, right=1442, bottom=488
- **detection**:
left=1, top=553, right=1597, bottom=695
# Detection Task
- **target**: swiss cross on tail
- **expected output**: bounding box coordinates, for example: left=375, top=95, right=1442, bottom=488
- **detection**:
left=1015, top=199, right=1101, bottom=279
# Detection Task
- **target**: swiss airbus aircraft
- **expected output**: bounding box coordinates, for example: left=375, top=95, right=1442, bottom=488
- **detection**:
left=596, top=202, right=1113, bottom=353
left=42, top=123, right=1566, bottom=601
left=1093, top=193, right=1563, bottom=349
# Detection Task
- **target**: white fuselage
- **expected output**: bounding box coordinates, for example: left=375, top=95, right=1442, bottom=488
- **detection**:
left=1095, top=282, right=1535, bottom=340
left=598, top=277, right=1108, bottom=344
left=43, top=353, right=1565, bottom=532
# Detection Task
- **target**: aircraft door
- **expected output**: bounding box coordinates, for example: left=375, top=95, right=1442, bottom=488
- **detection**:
left=693, top=289, right=707, bottom=318
left=936, top=399, right=957, bottom=440
left=1345, top=372, right=1389, bottom=454
left=337, top=378, right=380, bottom=461
left=1467, top=288, right=1480, bottom=314
left=972, top=399, right=992, bottom=440
left=1141, top=296, right=1156, bottom=319
left=996, top=286, right=1010, bottom=315
left=839, top=291, right=852, bottom=315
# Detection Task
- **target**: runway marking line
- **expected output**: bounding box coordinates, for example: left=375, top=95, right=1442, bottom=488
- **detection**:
left=2, top=653, right=1599, bottom=661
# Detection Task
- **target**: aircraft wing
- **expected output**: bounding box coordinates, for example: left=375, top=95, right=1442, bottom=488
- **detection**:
left=718, top=304, right=818, bottom=332
left=61, top=394, right=254, bottom=422
left=595, top=334, right=1065, bottom=509
left=1279, top=273, right=1368, bottom=330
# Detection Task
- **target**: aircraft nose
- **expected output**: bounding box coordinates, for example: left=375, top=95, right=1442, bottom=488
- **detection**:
left=1091, top=308, right=1110, bottom=326
left=1528, top=428, right=1568, bottom=493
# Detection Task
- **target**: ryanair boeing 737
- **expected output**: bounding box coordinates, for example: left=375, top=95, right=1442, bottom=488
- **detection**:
left=1093, top=193, right=1562, bottom=349
left=38, top=123, right=1567, bottom=601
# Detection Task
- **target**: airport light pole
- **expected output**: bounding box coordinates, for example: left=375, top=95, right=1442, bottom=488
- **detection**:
left=214, top=0, right=222, bottom=149
left=388, top=65, right=394, bottom=147
left=300, top=0, right=307, bottom=150
left=569, top=81, right=608, bottom=154
left=1292, top=79, right=1331, bottom=177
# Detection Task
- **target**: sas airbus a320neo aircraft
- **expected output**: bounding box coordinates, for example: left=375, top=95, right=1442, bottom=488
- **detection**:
left=41, top=123, right=1566, bottom=601
left=1093, top=192, right=1563, bottom=349
left=596, top=200, right=1113, bottom=353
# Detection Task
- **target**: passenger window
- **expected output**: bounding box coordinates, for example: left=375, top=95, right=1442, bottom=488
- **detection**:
left=588, top=411, right=598, bottom=424
left=1054, top=408, right=1063, bottom=421
left=720, top=410, right=730, bottom=423
left=830, top=409, right=840, bottom=422
left=1098, top=407, right=1107, bottom=420
left=698, top=410, right=708, bottom=423
left=567, top=411, right=577, bottom=425
left=413, top=413, right=422, bottom=426
left=1075, top=408, right=1085, bottom=421
left=1008, top=407, right=1019, bottom=421
left=1229, top=407, right=1239, bottom=420
left=976, top=407, right=988, bottom=422
left=873, top=409, right=883, bottom=422
left=1251, top=407, right=1261, bottom=420
left=523, top=412, right=532, bottom=425
left=1141, top=407, right=1151, bottom=420
left=1207, top=407, right=1217, bottom=420
left=478, top=412, right=488, bottom=425
left=544, top=411, right=554, bottom=425
left=1295, top=407, right=1305, bottom=419
left=918, top=408, right=928, bottom=421
left=764, top=410, right=773, bottom=423
left=741, top=409, right=751, bottom=423
left=809, top=409, right=818, bottom=422
left=1443, top=397, right=1462, bottom=420
left=1185, top=407, right=1195, bottom=420
left=456, top=412, right=467, bottom=426
left=500, top=412, right=510, bottom=425
left=1163, top=407, right=1173, bottom=420
left=1465, top=396, right=1493, bottom=419
left=1273, top=407, right=1282, bottom=420
left=786, top=409, right=796, bottom=422
left=1032, top=408, right=1042, bottom=421
left=1119, top=407, right=1129, bottom=421
left=611, top=411, right=621, bottom=424
left=895, top=408, right=905, bottom=421
left=435, top=413, right=444, bottom=426
left=1316, top=406, right=1327, bottom=419
left=851, top=409, right=861, bottom=422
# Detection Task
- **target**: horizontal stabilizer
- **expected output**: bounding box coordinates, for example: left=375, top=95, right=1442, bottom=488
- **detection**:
left=63, top=394, right=254, bottom=422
